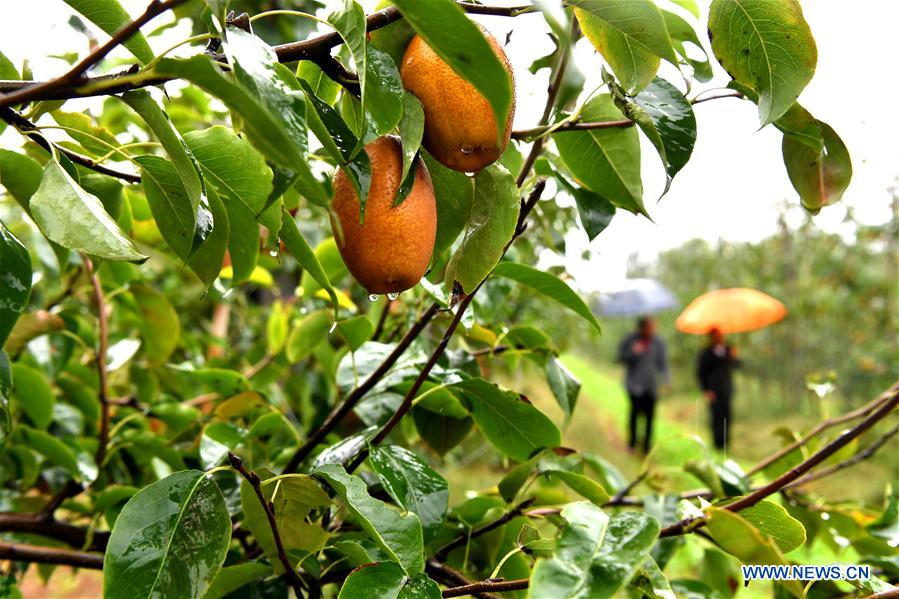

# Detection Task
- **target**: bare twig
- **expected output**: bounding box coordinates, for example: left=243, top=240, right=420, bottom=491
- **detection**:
left=85, top=257, right=111, bottom=467
left=0, top=542, right=104, bottom=569
left=229, top=453, right=306, bottom=598
left=862, top=589, right=899, bottom=599
left=0, top=513, right=108, bottom=552
left=609, top=470, right=648, bottom=505
left=784, top=421, right=898, bottom=489
left=426, top=560, right=502, bottom=599
left=38, top=480, right=84, bottom=522
left=282, top=303, right=439, bottom=473
left=0, top=0, right=187, bottom=108
left=435, top=499, right=535, bottom=560
left=442, top=578, right=530, bottom=598
left=0, top=107, right=141, bottom=183
left=511, top=119, right=634, bottom=140
left=690, top=90, right=744, bottom=105
left=659, top=381, right=899, bottom=538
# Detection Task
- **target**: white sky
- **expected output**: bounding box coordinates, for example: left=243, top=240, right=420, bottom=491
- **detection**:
left=1, top=1, right=895, bottom=291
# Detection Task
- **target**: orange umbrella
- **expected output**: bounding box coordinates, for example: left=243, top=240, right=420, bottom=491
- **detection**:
left=676, top=288, right=787, bottom=334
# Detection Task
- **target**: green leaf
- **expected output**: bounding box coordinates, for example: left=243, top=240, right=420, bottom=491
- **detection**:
left=0, top=150, right=43, bottom=211
left=52, top=111, right=121, bottom=157
left=0, top=51, right=17, bottom=79
left=774, top=103, right=823, bottom=153
left=122, top=90, right=208, bottom=252
left=369, top=445, right=449, bottom=542
left=31, top=159, right=146, bottom=261
left=314, top=463, right=424, bottom=575
left=203, top=562, right=273, bottom=599
left=104, top=470, right=231, bottom=599
left=0, top=224, right=31, bottom=348
left=391, top=0, right=513, bottom=138
left=633, top=77, right=697, bottom=181
left=286, top=309, right=331, bottom=363
left=240, top=471, right=330, bottom=571
left=10, top=363, right=54, bottom=430
left=444, top=164, right=519, bottom=294
left=63, top=0, right=155, bottom=64
left=571, top=0, right=677, bottom=93
left=280, top=214, right=339, bottom=315
left=186, top=187, right=228, bottom=288
left=739, top=500, right=807, bottom=553
left=493, top=262, right=601, bottom=333
left=530, top=504, right=660, bottom=599
left=422, top=152, right=474, bottom=257
left=131, top=284, right=180, bottom=366
left=558, top=177, right=615, bottom=241
left=153, top=57, right=320, bottom=198
left=554, top=95, right=644, bottom=214
left=16, top=426, right=97, bottom=481
left=266, top=300, right=289, bottom=356
left=708, top=0, right=817, bottom=125
left=366, top=45, right=405, bottom=136
left=184, top=126, right=275, bottom=283
left=453, top=378, right=560, bottom=462
left=399, top=93, right=425, bottom=184
left=662, top=9, right=713, bottom=82
left=412, top=408, right=474, bottom=457
left=782, top=120, right=851, bottom=213
left=545, top=356, right=581, bottom=419
left=338, top=561, right=441, bottom=599
left=297, top=60, right=340, bottom=105
left=335, top=315, right=375, bottom=352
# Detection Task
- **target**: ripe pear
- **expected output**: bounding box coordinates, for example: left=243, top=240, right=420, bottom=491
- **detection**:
left=400, top=31, right=515, bottom=173
left=330, top=137, right=437, bottom=295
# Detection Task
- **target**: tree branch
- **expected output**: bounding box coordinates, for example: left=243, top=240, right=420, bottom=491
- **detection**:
left=0, top=2, right=532, bottom=104
left=511, top=119, right=634, bottom=140
left=0, top=107, right=141, bottom=183
left=0, top=513, right=108, bottom=552
left=426, top=560, right=502, bottom=599
left=0, top=542, right=103, bottom=569
left=282, top=303, right=439, bottom=473
left=442, top=578, right=530, bottom=598
left=85, top=257, right=111, bottom=467
left=229, top=453, right=306, bottom=598
left=659, top=381, right=899, bottom=538
left=435, top=498, right=534, bottom=560
left=0, top=0, right=187, bottom=108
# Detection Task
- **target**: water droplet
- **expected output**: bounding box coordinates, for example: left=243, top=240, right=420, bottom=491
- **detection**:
left=368, top=293, right=379, bottom=302
left=460, top=145, right=474, bottom=155
left=268, top=249, right=279, bottom=258
left=465, top=171, right=475, bottom=177
left=387, top=292, right=399, bottom=300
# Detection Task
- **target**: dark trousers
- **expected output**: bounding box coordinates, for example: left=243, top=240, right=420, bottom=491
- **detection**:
left=627, top=390, right=656, bottom=453
left=710, top=393, right=732, bottom=450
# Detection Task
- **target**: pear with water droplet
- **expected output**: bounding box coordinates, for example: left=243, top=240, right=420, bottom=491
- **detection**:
left=400, top=31, right=515, bottom=172
left=331, top=137, right=437, bottom=295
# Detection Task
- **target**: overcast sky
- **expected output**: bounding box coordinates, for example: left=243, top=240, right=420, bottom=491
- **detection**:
left=1, top=1, right=895, bottom=290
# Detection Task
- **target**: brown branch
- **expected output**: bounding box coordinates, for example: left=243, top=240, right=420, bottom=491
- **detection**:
left=784, top=421, right=898, bottom=489
left=0, top=107, right=141, bottom=183
left=659, top=381, right=899, bottom=538
left=426, top=560, right=502, bottom=599
left=863, top=589, right=899, bottom=599
left=229, top=453, right=306, bottom=598
left=0, top=513, right=108, bottom=552
left=609, top=470, right=648, bottom=505
left=0, top=0, right=187, bottom=108
left=690, top=90, right=744, bottom=105
left=511, top=119, right=634, bottom=140
left=0, top=542, right=103, bottom=569
left=746, top=390, right=894, bottom=476
left=442, top=578, right=530, bottom=598
left=435, top=499, right=535, bottom=560
left=282, top=302, right=439, bottom=473
left=85, top=257, right=111, bottom=467
left=38, top=480, right=84, bottom=521
left=0, top=2, right=531, bottom=104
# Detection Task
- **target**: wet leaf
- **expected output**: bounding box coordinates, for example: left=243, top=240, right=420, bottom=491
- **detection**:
left=31, top=159, right=146, bottom=261
left=104, top=470, right=231, bottom=599
left=444, top=164, right=518, bottom=294
left=633, top=77, right=697, bottom=183
left=280, top=213, right=339, bottom=317
left=338, top=561, right=441, bottom=599
left=63, top=0, right=155, bottom=64
left=782, top=120, right=851, bottom=213
left=740, top=500, right=807, bottom=553
left=314, top=463, right=424, bottom=574
left=369, top=445, right=449, bottom=542
left=0, top=223, right=31, bottom=348
left=399, top=93, right=424, bottom=184
left=286, top=309, right=331, bottom=363
left=571, top=0, right=677, bottom=93
left=708, top=0, right=817, bottom=125
left=422, top=152, right=474, bottom=258
left=204, top=562, right=273, bottom=599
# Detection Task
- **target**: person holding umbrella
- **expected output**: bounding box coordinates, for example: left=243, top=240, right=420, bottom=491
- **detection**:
left=697, top=327, right=741, bottom=450
left=618, top=317, right=669, bottom=453
left=676, top=288, right=787, bottom=452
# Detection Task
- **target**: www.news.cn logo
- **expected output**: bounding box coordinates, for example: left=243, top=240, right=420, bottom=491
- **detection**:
left=741, top=564, right=871, bottom=581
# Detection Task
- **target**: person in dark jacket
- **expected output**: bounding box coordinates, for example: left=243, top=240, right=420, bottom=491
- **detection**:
left=697, top=327, right=741, bottom=450
left=618, top=317, right=669, bottom=453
